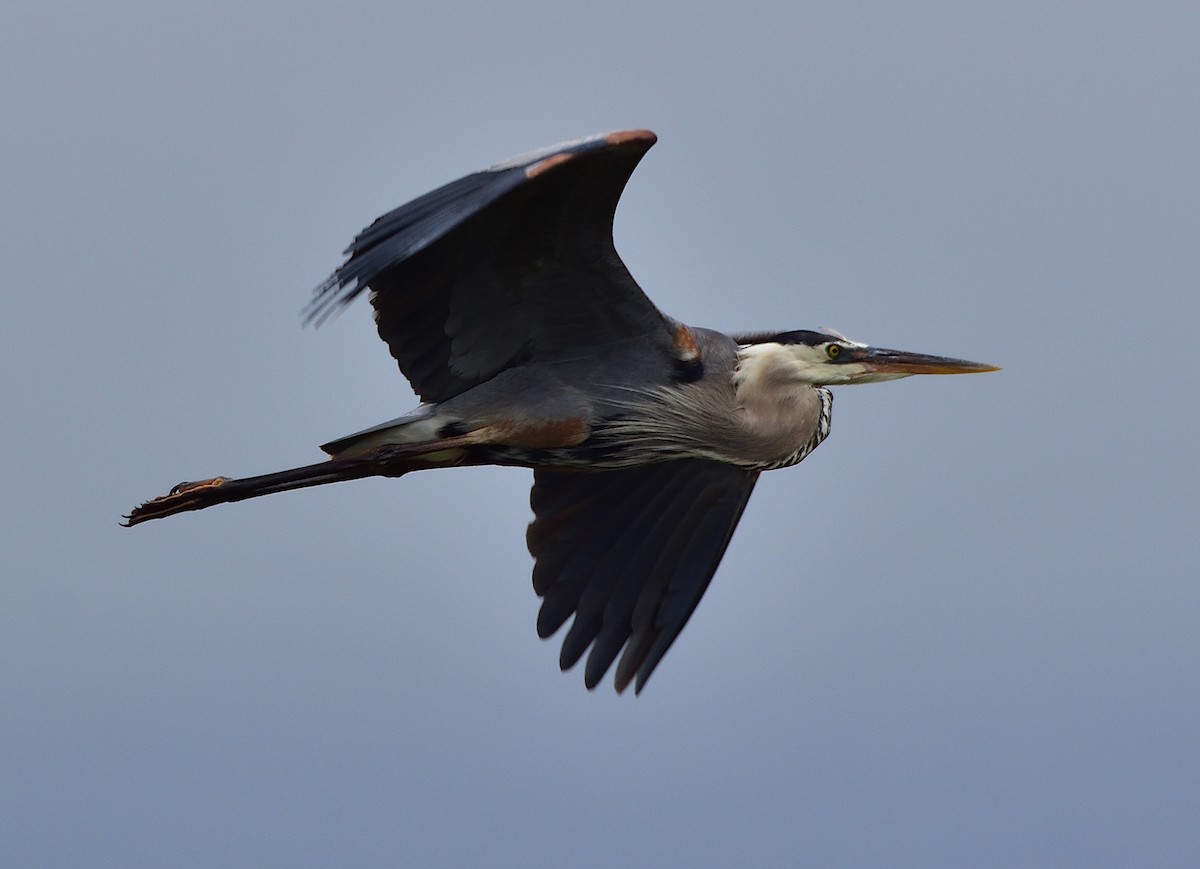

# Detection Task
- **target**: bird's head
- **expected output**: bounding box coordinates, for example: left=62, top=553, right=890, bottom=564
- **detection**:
left=734, top=329, right=999, bottom=387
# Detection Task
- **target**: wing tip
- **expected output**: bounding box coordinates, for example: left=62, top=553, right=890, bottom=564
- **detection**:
left=300, top=274, right=347, bottom=327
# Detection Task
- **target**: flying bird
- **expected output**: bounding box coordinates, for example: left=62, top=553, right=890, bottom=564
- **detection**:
left=125, top=130, right=998, bottom=693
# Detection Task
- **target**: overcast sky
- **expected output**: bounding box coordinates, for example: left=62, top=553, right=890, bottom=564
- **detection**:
left=3, top=3, right=1197, bottom=866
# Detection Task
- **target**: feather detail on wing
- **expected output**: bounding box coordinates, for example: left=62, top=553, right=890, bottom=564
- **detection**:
left=305, top=131, right=688, bottom=403
left=527, top=459, right=759, bottom=693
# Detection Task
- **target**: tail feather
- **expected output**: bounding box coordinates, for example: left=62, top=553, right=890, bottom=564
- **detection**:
left=122, top=456, right=388, bottom=527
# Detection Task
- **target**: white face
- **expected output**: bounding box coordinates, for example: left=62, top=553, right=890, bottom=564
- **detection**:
left=736, top=339, right=913, bottom=387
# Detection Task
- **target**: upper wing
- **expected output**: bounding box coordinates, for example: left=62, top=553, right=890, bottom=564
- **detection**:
left=305, top=130, right=681, bottom=403
left=527, top=459, right=759, bottom=694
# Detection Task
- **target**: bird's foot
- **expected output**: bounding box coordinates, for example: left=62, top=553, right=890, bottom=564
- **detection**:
left=122, top=476, right=231, bottom=527
left=169, top=477, right=231, bottom=495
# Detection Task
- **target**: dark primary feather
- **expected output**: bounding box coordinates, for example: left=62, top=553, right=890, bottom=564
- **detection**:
left=305, top=130, right=679, bottom=404
left=528, top=460, right=759, bottom=693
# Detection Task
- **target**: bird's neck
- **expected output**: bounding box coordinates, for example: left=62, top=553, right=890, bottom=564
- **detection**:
left=732, top=344, right=831, bottom=455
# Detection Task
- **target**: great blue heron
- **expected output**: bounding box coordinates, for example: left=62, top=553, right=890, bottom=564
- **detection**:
left=125, top=130, right=997, bottom=693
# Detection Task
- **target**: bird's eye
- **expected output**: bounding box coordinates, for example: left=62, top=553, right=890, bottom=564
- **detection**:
left=826, top=343, right=842, bottom=359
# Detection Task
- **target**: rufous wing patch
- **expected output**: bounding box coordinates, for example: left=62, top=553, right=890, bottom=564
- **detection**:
left=524, top=152, right=574, bottom=180
left=672, top=323, right=700, bottom=363
left=671, top=323, right=704, bottom=380
left=473, top=417, right=590, bottom=449
left=604, top=129, right=657, bottom=147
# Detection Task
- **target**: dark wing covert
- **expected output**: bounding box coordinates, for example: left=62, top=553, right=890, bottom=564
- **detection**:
left=304, top=130, right=677, bottom=403
left=527, top=459, right=759, bottom=693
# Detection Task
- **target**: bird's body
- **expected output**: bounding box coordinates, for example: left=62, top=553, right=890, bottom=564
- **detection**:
left=127, top=130, right=997, bottom=693
left=323, top=326, right=830, bottom=473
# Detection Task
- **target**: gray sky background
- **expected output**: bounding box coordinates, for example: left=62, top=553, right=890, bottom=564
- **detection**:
left=3, top=3, right=1197, bottom=866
